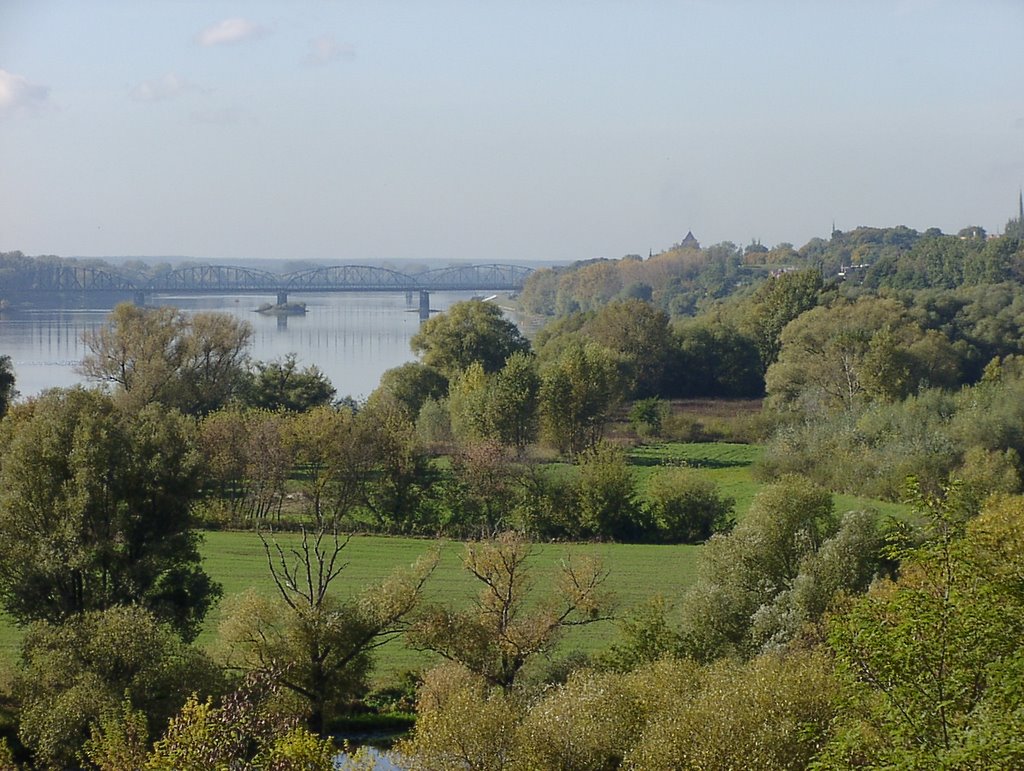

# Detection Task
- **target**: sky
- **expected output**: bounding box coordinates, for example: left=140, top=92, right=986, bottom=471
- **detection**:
left=1, top=0, right=1022, bottom=264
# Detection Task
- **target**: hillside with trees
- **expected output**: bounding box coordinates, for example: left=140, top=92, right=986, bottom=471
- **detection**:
left=1, top=211, right=1024, bottom=768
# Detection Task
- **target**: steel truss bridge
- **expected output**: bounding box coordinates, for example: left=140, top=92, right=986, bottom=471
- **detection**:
left=0, top=263, right=533, bottom=311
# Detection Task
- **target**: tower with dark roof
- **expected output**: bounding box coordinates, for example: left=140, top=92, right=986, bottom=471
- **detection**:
left=679, top=231, right=700, bottom=250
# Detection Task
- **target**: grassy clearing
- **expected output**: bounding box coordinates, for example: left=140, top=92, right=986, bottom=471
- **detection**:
left=199, top=531, right=702, bottom=680
left=0, top=441, right=908, bottom=683
left=0, top=532, right=703, bottom=684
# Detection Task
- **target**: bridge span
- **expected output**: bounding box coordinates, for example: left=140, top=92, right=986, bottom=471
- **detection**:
left=0, top=262, right=534, bottom=316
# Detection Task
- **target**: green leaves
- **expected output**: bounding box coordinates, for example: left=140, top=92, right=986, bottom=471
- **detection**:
left=0, top=389, right=217, bottom=640
left=411, top=300, right=530, bottom=380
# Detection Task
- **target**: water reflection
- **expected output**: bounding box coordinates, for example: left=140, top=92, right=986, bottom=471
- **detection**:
left=0, top=291, right=496, bottom=400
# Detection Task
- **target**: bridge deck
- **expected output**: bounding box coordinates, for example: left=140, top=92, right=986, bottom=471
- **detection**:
left=1, top=263, right=533, bottom=295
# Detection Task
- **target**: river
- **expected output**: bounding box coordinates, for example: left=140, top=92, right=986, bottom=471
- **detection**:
left=0, top=290, right=506, bottom=400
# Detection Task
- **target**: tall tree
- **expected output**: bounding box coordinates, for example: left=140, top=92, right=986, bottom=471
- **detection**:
left=583, top=299, right=676, bottom=398
left=410, top=300, right=530, bottom=379
left=539, top=342, right=622, bottom=459
left=0, top=388, right=220, bottom=640
left=480, top=351, right=540, bottom=452
left=743, top=268, right=825, bottom=372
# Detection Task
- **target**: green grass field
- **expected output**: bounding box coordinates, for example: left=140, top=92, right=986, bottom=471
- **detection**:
left=197, top=531, right=703, bottom=680
left=0, top=441, right=908, bottom=684
left=0, top=532, right=701, bottom=683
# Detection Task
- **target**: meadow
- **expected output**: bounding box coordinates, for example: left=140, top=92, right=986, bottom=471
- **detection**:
left=0, top=442, right=909, bottom=684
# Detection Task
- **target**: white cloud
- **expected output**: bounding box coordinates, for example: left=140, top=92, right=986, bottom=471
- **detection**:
left=0, top=69, right=50, bottom=117
left=129, top=72, right=199, bottom=102
left=196, top=17, right=265, bottom=47
left=306, top=35, right=355, bottom=65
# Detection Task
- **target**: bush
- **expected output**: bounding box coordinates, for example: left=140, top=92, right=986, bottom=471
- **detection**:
left=629, top=398, right=669, bottom=438
left=574, top=443, right=646, bottom=540
left=642, top=468, right=734, bottom=543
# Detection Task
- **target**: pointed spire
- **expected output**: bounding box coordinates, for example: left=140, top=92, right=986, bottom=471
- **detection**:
left=1019, top=188, right=1022, bottom=222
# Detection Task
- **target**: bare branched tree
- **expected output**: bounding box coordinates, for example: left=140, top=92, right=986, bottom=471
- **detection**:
left=408, top=531, right=613, bottom=691
left=221, top=523, right=437, bottom=734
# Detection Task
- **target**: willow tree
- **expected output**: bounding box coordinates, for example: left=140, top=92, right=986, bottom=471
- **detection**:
left=79, top=303, right=252, bottom=415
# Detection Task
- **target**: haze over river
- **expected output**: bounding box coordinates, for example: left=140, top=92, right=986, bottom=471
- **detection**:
left=0, top=291, right=503, bottom=400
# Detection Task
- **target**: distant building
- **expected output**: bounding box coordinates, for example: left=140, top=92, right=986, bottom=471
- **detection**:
left=679, top=231, right=701, bottom=250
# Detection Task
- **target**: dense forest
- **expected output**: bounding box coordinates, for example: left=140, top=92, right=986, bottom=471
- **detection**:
left=1, top=209, right=1024, bottom=769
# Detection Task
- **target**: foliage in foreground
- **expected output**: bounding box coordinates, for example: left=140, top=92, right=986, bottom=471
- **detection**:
left=221, top=526, right=437, bottom=734
left=821, top=487, right=1024, bottom=768
left=83, top=672, right=338, bottom=771
left=399, top=652, right=838, bottom=771
left=16, top=606, right=222, bottom=771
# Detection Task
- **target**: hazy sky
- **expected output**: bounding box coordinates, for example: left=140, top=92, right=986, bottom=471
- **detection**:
left=1, top=1, right=1022, bottom=263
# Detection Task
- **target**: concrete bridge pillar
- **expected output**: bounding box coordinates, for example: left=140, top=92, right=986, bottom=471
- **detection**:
left=419, top=290, right=430, bottom=321
left=277, top=291, right=288, bottom=306
left=132, top=291, right=147, bottom=306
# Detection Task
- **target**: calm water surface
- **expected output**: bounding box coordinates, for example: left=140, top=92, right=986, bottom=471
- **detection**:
left=0, top=291, right=498, bottom=400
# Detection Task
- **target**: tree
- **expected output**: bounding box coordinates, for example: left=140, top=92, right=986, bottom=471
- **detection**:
left=410, top=300, right=530, bottom=379
left=446, top=362, right=490, bottom=442
left=79, top=303, right=252, bottom=415
left=0, top=355, right=16, bottom=418
left=446, top=353, right=540, bottom=453
left=443, top=440, right=524, bottom=537
left=221, top=526, right=437, bottom=735
left=374, top=361, right=449, bottom=418
left=178, top=311, right=255, bottom=414
left=743, top=268, right=824, bottom=372
left=539, top=342, right=622, bottom=459
left=479, top=351, right=540, bottom=452
left=574, top=443, right=644, bottom=541
left=283, top=405, right=366, bottom=524
left=765, top=297, right=961, bottom=414
left=674, top=319, right=763, bottom=398
left=355, top=396, right=439, bottom=534
left=245, top=354, right=336, bottom=412
left=15, top=605, right=222, bottom=770
left=582, top=299, right=676, bottom=398
left=196, top=407, right=251, bottom=522
left=408, top=532, right=612, bottom=691
left=0, top=388, right=219, bottom=640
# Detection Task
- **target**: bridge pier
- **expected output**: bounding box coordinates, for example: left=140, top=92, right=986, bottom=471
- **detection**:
left=277, top=291, right=288, bottom=306
left=419, top=290, right=431, bottom=321
left=133, top=291, right=147, bottom=306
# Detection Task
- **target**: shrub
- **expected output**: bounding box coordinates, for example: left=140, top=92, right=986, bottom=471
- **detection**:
left=642, top=468, right=734, bottom=543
